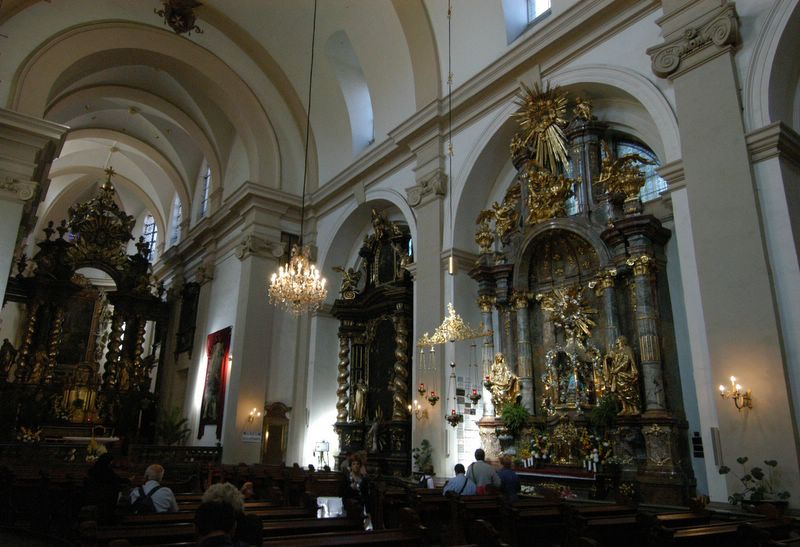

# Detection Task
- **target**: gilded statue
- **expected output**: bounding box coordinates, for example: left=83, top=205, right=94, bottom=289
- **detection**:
left=491, top=182, right=521, bottom=242
left=595, top=141, right=654, bottom=200
left=602, top=336, right=641, bottom=415
left=524, top=168, right=574, bottom=225
left=475, top=209, right=495, bottom=254
left=488, top=353, right=521, bottom=409
left=353, top=379, right=367, bottom=422
left=333, top=266, right=362, bottom=300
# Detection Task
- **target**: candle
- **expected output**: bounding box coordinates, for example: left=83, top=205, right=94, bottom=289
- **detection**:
left=451, top=409, right=456, bottom=415
left=472, top=388, right=477, bottom=395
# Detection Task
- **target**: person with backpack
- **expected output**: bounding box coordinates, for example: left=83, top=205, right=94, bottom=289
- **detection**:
left=442, top=463, right=477, bottom=496
left=130, top=463, right=179, bottom=513
left=465, top=448, right=501, bottom=495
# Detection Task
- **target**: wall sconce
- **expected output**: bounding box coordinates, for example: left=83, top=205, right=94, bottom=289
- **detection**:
left=408, top=400, right=428, bottom=420
left=247, top=407, right=262, bottom=423
left=719, top=376, right=752, bottom=411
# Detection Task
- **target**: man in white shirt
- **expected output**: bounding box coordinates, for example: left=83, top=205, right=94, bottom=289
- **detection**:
left=130, top=463, right=179, bottom=513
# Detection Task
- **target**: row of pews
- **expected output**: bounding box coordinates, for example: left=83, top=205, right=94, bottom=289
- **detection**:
left=412, top=488, right=800, bottom=546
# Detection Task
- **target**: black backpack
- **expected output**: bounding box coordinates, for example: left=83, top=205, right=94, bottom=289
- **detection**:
left=131, top=485, right=162, bottom=514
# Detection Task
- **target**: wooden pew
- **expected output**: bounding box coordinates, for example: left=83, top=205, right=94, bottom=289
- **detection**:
left=450, top=494, right=506, bottom=545
left=502, top=499, right=564, bottom=547
left=261, top=527, right=425, bottom=546
left=261, top=515, right=364, bottom=538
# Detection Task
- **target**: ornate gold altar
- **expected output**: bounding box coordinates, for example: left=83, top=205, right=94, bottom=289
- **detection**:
left=0, top=169, right=169, bottom=439
left=469, top=84, right=694, bottom=504
left=331, top=210, right=413, bottom=475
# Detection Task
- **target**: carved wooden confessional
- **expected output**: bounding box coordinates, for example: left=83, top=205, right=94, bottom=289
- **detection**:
left=1, top=170, right=168, bottom=437
left=331, top=210, right=413, bottom=475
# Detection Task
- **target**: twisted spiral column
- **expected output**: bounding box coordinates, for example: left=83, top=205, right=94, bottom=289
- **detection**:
left=336, top=329, right=351, bottom=422
left=391, top=311, right=409, bottom=420
left=44, top=307, right=65, bottom=384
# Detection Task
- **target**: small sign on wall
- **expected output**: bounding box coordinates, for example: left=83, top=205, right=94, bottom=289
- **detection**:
left=241, top=430, right=262, bottom=443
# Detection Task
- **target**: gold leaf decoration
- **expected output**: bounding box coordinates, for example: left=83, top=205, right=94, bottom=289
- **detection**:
left=513, top=82, right=569, bottom=173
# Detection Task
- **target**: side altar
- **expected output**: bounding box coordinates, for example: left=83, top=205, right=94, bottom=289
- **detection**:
left=331, top=211, right=413, bottom=476
left=469, top=84, right=694, bottom=504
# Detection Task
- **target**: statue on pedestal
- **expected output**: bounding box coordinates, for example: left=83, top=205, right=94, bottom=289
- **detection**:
left=602, top=335, right=641, bottom=415
left=487, top=353, right=520, bottom=409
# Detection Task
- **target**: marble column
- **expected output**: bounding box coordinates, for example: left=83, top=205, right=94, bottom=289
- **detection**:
left=478, top=295, right=496, bottom=417
left=593, top=269, right=619, bottom=352
left=628, top=255, right=665, bottom=412
left=513, top=292, right=534, bottom=413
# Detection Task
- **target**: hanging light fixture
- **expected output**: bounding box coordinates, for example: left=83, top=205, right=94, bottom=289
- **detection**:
left=415, top=1, right=491, bottom=425
left=269, top=0, right=327, bottom=315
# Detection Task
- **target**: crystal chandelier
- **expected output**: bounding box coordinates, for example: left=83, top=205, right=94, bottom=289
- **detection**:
left=269, top=245, right=327, bottom=315
left=268, top=0, right=327, bottom=315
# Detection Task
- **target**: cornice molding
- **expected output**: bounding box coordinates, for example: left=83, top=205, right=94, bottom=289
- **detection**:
left=646, top=2, right=740, bottom=80
left=746, top=122, right=800, bottom=168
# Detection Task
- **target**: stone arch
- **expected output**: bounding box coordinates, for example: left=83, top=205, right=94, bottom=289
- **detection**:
left=63, top=128, right=192, bottom=219
left=9, top=21, right=279, bottom=191
left=744, top=0, right=800, bottom=131
left=453, top=66, right=678, bottom=257
left=512, top=220, right=612, bottom=291
left=39, top=167, right=167, bottom=246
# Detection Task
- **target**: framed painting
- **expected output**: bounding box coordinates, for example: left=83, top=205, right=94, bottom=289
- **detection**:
left=198, top=326, right=232, bottom=440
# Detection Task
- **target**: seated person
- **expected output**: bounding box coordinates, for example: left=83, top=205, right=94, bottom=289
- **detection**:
left=203, top=482, right=262, bottom=547
left=195, top=501, right=236, bottom=547
left=239, top=481, right=255, bottom=500
left=130, top=463, right=179, bottom=513
left=82, top=452, right=130, bottom=523
left=442, top=463, right=477, bottom=496
left=417, top=463, right=435, bottom=489
left=497, top=455, right=521, bottom=502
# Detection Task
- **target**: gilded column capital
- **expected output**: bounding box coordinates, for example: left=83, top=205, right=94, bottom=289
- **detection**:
left=646, top=2, right=740, bottom=80
left=589, top=268, right=617, bottom=296
left=626, top=254, right=653, bottom=277
left=477, top=294, right=496, bottom=313
left=512, top=292, right=530, bottom=310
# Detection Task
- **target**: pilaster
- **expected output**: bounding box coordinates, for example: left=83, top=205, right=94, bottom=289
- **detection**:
left=648, top=1, right=800, bottom=502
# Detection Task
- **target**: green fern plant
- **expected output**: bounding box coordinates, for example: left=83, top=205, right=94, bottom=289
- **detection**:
left=719, top=457, right=791, bottom=505
left=500, top=402, right=530, bottom=438
left=155, top=406, right=191, bottom=446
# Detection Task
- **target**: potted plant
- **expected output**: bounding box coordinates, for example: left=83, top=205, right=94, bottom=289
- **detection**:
left=719, top=457, right=791, bottom=515
left=155, top=406, right=191, bottom=446
left=500, top=402, right=530, bottom=439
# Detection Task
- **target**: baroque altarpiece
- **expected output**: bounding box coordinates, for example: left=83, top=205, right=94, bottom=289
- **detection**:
left=0, top=169, right=169, bottom=439
left=470, top=84, right=694, bottom=503
left=332, top=211, right=413, bottom=476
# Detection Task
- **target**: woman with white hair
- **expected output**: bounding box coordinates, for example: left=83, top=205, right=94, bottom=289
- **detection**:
left=202, top=482, right=262, bottom=546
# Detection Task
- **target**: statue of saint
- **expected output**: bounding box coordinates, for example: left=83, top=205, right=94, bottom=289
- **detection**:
left=0, top=339, right=16, bottom=377
left=353, top=380, right=367, bottom=422
left=602, top=336, right=641, bottom=415
left=488, top=353, right=520, bottom=409
left=27, top=350, right=48, bottom=384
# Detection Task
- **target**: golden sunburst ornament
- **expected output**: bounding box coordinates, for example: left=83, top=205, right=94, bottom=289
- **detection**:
left=513, top=82, right=569, bottom=173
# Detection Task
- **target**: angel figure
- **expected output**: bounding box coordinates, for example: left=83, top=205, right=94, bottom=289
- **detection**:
left=491, top=182, right=521, bottom=242
left=596, top=141, right=655, bottom=199
left=333, top=266, right=362, bottom=300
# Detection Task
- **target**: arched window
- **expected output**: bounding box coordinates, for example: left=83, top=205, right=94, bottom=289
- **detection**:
left=325, top=31, right=375, bottom=153
left=614, top=140, right=667, bottom=202
left=199, top=166, right=211, bottom=219
left=528, top=0, right=551, bottom=22
left=142, top=214, right=158, bottom=261
left=170, top=195, right=182, bottom=246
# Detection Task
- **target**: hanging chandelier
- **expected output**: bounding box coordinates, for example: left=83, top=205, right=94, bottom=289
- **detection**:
left=268, top=244, right=327, bottom=315
left=267, top=0, right=327, bottom=315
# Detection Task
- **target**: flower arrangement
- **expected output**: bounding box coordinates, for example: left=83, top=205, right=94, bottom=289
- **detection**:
left=85, top=437, right=107, bottom=463
left=580, top=430, right=613, bottom=471
left=529, top=429, right=552, bottom=462
left=17, top=426, right=41, bottom=444
left=718, top=457, right=790, bottom=506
